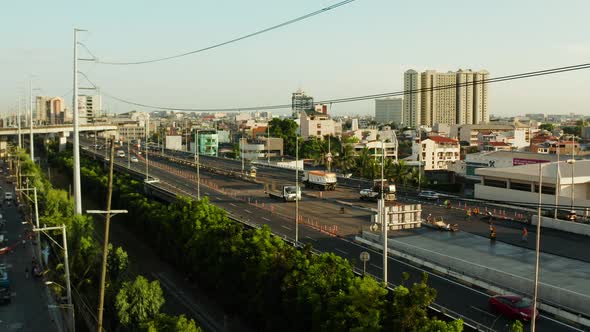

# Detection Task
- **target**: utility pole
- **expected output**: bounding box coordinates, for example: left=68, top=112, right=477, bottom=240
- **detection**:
left=16, top=186, right=41, bottom=267
left=145, top=118, right=149, bottom=181
left=381, top=139, right=387, bottom=284
left=29, top=77, right=34, bottom=162
left=532, top=163, right=546, bottom=332
left=554, top=138, right=560, bottom=219
left=418, top=129, right=422, bottom=192
left=17, top=97, right=22, bottom=149
left=93, top=140, right=127, bottom=332
left=33, top=225, right=74, bottom=332
left=127, top=138, right=130, bottom=168
left=295, top=133, right=299, bottom=243
left=195, top=130, right=200, bottom=200
left=72, top=28, right=87, bottom=215
left=571, top=137, right=575, bottom=212
left=267, top=124, right=270, bottom=165
left=241, top=134, right=245, bottom=173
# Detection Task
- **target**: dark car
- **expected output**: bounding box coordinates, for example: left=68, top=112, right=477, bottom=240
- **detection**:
left=489, top=295, right=537, bottom=321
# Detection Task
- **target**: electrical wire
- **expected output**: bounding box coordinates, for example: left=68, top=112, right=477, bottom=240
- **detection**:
left=80, top=62, right=590, bottom=112
left=95, top=0, right=358, bottom=65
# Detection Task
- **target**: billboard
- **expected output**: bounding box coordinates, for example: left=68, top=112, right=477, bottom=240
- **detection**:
left=512, top=158, right=550, bottom=166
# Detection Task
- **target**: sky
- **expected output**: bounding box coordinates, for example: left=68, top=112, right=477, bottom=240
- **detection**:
left=1, top=0, right=589, bottom=117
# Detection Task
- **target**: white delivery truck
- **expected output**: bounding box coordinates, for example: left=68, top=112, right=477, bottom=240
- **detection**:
left=301, top=171, right=337, bottom=191
left=267, top=185, right=301, bottom=202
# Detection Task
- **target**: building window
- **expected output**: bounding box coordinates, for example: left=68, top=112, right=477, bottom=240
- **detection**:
left=317, top=123, right=321, bottom=129
left=534, top=185, right=555, bottom=195
left=509, top=182, right=531, bottom=192
left=317, top=131, right=321, bottom=135
left=483, top=178, right=507, bottom=188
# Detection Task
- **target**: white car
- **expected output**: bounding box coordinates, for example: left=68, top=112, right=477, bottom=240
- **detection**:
left=418, top=190, right=439, bottom=200
left=130, top=156, right=139, bottom=163
left=4, top=192, right=13, bottom=201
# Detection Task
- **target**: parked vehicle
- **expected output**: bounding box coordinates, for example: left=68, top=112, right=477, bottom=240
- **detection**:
left=359, top=179, right=396, bottom=201
left=0, top=266, right=10, bottom=304
left=130, top=156, right=139, bottom=163
left=418, top=190, right=440, bottom=200
left=4, top=192, right=13, bottom=201
left=302, top=171, right=337, bottom=191
left=267, top=185, right=301, bottom=202
left=116, top=150, right=126, bottom=158
left=489, top=295, right=537, bottom=321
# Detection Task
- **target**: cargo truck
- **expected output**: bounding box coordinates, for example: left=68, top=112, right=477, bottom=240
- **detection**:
left=302, top=171, right=337, bottom=191
left=267, top=185, right=301, bottom=202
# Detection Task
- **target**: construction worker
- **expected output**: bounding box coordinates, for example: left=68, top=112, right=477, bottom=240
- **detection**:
left=490, top=225, right=497, bottom=240
left=465, top=208, right=472, bottom=221
left=522, top=227, right=528, bottom=242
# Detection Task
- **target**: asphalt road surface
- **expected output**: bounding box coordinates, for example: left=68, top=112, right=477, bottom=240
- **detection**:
left=80, top=141, right=584, bottom=332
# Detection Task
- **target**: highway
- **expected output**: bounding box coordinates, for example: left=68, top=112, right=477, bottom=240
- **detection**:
left=80, top=141, right=583, bottom=332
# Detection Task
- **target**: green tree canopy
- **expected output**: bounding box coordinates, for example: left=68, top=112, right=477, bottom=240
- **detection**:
left=116, top=276, right=165, bottom=328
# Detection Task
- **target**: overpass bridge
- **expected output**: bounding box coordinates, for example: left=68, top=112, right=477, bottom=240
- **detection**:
left=0, top=124, right=117, bottom=153
left=0, top=124, right=117, bottom=135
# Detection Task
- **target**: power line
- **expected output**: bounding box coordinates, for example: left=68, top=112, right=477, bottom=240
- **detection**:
left=81, top=62, right=590, bottom=112
left=95, top=0, right=358, bottom=65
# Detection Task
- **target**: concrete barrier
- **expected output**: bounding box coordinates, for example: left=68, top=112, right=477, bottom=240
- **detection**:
left=532, top=215, right=590, bottom=237
left=359, top=231, right=590, bottom=320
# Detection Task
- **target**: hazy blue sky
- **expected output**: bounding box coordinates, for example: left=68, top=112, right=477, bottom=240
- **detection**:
left=1, top=0, right=589, bottom=117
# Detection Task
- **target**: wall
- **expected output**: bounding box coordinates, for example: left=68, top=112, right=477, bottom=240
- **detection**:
left=165, top=135, right=182, bottom=151
left=532, top=215, right=590, bottom=236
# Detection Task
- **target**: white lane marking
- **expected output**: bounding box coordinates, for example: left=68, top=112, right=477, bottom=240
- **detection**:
left=335, top=248, right=349, bottom=255
left=305, top=236, right=317, bottom=242
left=244, top=209, right=252, bottom=214
left=469, top=306, right=496, bottom=318
left=229, top=203, right=237, bottom=207
left=215, top=196, right=221, bottom=200
left=262, top=217, right=271, bottom=222
left=205, top=192, right=210, bottom=195
left=370, top=263, right=382, bottom=270
left=281, top=225, right=292, bottom=230
left=539, top=314, right=585, bottom=331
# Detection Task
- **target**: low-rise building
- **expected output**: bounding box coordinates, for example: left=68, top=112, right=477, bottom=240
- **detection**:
left=353, top=140, right=398, bottom=160
left=299, top=109, right=342, bottom=140
left=474, top=160, right=590, bottom=213
left=239, top=137, right=284, bottom=160
left=412, top=136, right=460, bottom=171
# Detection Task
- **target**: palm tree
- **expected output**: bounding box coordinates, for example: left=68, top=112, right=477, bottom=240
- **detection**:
left=387, top=160, right=411, bottom=185
left=334, top=143, right=355, bottom=174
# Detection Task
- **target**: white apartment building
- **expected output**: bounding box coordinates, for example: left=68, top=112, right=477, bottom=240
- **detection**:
left=375, top=98, right=403, bottom=124
left=299, top=110, right=341, bottom=140
left=451, top=123, right=518, bottom=146
left=403, top=69, right=489, bottom=128
left=412, top=136, right=460, bottom=171
left=353, top=140, right=398, bottom=160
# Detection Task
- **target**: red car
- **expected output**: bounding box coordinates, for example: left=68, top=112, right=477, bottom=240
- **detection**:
left=489, top=295, right=538, bottom=321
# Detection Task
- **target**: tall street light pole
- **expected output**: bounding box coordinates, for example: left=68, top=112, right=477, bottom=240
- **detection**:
left=195, top=130, right=200, bottom=200
left=267, top=124, right=270, bottom=165
left=381, top=139, right=387, bottom=284
left=532, top=162, right=548, bottom=331
left=29, top=77, right=34, bottom=162
left=72, top=28, right=87, bottom=215
left=554, top=138, right=560, bottom=219
left=570, top=138, right=575, bottom=212
left=17, top=97, right=22, bottom=149
left=295, top=133, right=299, bottom=243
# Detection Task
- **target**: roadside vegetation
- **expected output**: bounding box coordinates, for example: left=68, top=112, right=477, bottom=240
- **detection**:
left=14, top=145, right=199, bottom=331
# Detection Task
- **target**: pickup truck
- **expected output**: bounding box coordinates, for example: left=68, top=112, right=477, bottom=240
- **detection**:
left=267, top=185, right=301, bottom=202
left=359, top=179, right=396, bottom=201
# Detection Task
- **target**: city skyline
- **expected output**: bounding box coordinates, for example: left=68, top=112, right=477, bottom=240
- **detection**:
left=1, top=0, right=589, bottom=117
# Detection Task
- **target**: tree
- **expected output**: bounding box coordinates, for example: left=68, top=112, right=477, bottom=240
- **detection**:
left=269, top=118, right=298, bottom=156
left=143, top=314, right=202, bottom=332
left=509, top=320, right=523, bottom=332
left=538, top=123, right=554, bottom=132
left=383, top=272, right=438, bottom=331
left=116, top=276, right=165, bottom=328
left=107, top=244, right=129, bottom=284
left=334, top=144, right=355, bottom=174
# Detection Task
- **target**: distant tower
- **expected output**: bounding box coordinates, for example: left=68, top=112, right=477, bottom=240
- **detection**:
left=291, top=89, right=314, bottom=118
